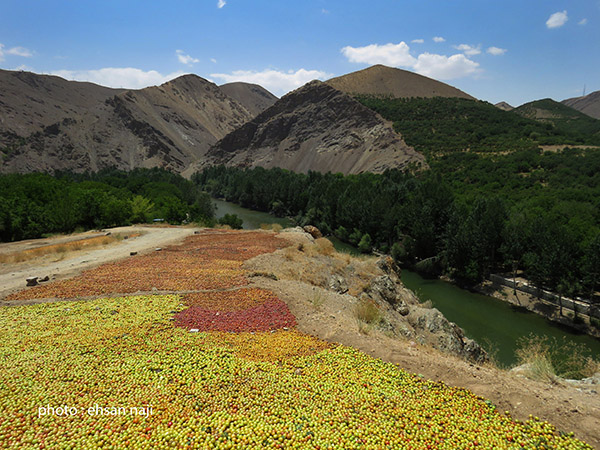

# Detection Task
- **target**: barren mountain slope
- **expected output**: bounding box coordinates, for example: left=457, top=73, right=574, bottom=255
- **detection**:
left=0, top=71, right=253, bottom=174
left=0, top=69, right=123, bottom=136
left=495, top=101, right=514, bottom=111
left=326, top=64, right=475, bottom=100
left=220, top=82, right=278, bottom=117
left=202, top=80, right=426, bottom=175
left=562, top=90, right=600, bottom=119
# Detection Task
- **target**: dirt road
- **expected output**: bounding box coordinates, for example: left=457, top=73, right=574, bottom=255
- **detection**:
left=0, top=225, right=198, bottom=301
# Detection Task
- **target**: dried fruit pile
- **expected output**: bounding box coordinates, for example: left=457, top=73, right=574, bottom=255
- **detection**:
left=0, top=295, right=591, bottom=450
left=182, top=288, right=275, bottom=311
left=176, top=297, right=296, bottom=332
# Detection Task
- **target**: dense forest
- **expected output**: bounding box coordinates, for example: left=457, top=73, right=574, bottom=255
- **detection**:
left=0, top=168, right=215, bottom=242
left=193, top=154, right=600, bottom=304
left=356, top=96, right=600, bottom=155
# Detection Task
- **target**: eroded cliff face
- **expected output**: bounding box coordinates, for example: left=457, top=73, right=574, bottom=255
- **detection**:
left=202, top=81, right=427, bottom=175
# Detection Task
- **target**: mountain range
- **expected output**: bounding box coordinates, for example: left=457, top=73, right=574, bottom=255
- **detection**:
left=1, top=65, right=599, bottom=176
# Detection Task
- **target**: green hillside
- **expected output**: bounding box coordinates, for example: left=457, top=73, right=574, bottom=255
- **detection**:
left=514, top=99, right=600, bottom=144
left=356, top=96, right=600, bottom=156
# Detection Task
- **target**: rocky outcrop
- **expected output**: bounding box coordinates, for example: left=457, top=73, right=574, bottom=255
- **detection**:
left=302, top=225, right=323, bottom=239
left=202, top=81, right=426, bottom=175
left=365, top=256, right=487, bottom=363
left=408, top=308, right=487, bottom=363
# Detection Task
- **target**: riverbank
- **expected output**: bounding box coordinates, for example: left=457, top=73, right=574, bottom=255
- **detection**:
left=473, top=278, right=600, bottom=340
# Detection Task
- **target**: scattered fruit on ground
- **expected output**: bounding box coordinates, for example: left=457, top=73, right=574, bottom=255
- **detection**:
left=0, top=295, right=592, bottom=449
left=0, top=229, right=593, bottom=449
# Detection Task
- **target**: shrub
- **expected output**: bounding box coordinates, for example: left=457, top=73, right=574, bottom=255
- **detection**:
left=515, top=334, right=599, bottom=381
left=358, top=233, right=372, bottom=253
left=335, top=226, right=349, bottom=241
left=354, top=298, right=382, bottom=325
left=314, top=238, right=335, bottom=256
left=218, top=214, right=243, bottom=229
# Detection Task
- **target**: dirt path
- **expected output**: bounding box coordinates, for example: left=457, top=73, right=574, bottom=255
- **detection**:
left=0, top=225, right=199, bottom=300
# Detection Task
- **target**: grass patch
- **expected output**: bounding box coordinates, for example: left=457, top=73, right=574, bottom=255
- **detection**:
left=309, top=291, right=325, bottom=310
left=355, top=298, right=382, bottom=326
left=313, top=238, right=335, bottom=256
left=515, top=334, right=600, bottom=381
left=259, top=223, right=284, bottom=232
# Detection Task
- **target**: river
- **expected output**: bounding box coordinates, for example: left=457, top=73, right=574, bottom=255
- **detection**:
left=213, top=199, right=600, bottom=368
left=213, top=199, right=292, bottom=230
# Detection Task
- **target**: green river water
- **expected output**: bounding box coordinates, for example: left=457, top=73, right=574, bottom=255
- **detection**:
left=213, top=199, right=600, bottom=368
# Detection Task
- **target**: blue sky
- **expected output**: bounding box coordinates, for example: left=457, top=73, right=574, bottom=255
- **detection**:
left=1, top=0, right=598, bottom=106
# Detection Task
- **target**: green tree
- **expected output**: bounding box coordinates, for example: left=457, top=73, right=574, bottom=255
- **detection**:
left=358, top=233, right=372, bottom=253
left=130, top=195, right=154, bottom=223
left=218, top=214, right=243, bottom=229
left=582, top=234, right=600, bottom=304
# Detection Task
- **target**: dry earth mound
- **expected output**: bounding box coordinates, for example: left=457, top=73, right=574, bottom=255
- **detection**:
left=326, top=64, right=475, bottom=99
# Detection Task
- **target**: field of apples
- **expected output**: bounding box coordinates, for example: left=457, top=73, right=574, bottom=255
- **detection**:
left=0, top=230, right=592, bottom=449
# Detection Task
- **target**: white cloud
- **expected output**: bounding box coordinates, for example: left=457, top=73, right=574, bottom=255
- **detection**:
left=50, top=67, right=186, bottom=89
left=546, top=10, right=568, bottom=28
left=210, top=68, right=332, bottom=96
left=6, top=46, right=33, bottom=57
left=433, top=36, right=446, bottom=43
left=453, top=44, right=481, bottom=56
left=14, top=64, right=33, bottom=71
left=340, top=41, right=480, bottom=80
left=0, top=43, right=34, bottom=61
left=217, top=0, right=226, bottom=8
left=321, top=8, right=330, bottom=14
left=341, top=42, right=417, bottom=67
left=210, top=58, right=217, bottom=64
left=578, top=18, right=588, bottom=25
left=414, top=53, right=480, bottom=80
left=411, top=39, right=424, bottom=44
left=487, top=46, right=507, bottom=56
left=176, top=49, right=199, bottom=65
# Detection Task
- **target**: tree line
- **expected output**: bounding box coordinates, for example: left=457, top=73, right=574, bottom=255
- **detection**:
left=193, top=160, right=600, bottom=305
left=0, top=168, right=215, bottom=242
